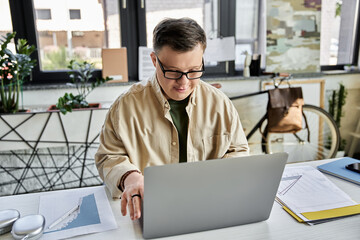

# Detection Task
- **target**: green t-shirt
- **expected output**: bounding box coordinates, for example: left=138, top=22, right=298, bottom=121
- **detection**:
left=168, top=97, right=189, bottom=163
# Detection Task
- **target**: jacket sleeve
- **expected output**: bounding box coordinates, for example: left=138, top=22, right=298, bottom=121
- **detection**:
left=223, top=102, right=250, bottom=158
left=95, top=102, right=140, bottom=198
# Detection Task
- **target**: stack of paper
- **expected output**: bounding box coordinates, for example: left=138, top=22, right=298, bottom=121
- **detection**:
left=276, top=165, right=360, bottom=225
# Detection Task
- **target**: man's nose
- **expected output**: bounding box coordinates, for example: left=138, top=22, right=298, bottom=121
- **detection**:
left=176, top=74, right=189, bottom=84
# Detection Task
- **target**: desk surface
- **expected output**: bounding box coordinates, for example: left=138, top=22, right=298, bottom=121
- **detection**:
left=1, top=159, right=359, bottom=240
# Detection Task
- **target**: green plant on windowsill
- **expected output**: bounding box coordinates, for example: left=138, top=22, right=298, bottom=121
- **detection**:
left=327, top=83, right=347, bottom=152
left=54, top=60, right=112, bottom=115
left=0, top=32, right=36, bottom=113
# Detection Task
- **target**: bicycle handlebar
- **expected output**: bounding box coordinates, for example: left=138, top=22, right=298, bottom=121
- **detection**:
left=266, top=72, right=293, bottom=88
left=229, top=72, right=294, bottom=100
left=262, top=72, right=292, bottom=78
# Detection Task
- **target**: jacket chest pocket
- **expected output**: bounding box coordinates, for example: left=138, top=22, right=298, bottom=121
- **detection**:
left=202, top=134, right=231, bottom=160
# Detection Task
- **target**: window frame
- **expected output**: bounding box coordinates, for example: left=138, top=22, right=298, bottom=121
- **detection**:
left=233, top=0, right=266, bottom=74
left=8, top=0, right=238, bottom=84
left=6, top=0, right=360, bottom=85
left=69, top=9, right=81, bottom=20
left=215, top=0, right=236, bottom=76
left=35, top=9, right=52, bottom=20
left=139, top=0, right=236, bottom=77
left=321, top=0, right=360, bottom=71
left=119, top=0, right=146, bottom=81
left=9, top=0, right=102, bottom=84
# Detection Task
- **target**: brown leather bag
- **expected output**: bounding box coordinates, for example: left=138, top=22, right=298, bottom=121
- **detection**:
left=267, top=87, right=304, bottom=133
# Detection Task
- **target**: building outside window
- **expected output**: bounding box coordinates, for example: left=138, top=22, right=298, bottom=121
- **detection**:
left=32, top=0, right=121, bottom=71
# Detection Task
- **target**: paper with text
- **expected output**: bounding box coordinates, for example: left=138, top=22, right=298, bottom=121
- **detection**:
left=204, top=37, right=236, bottom=62
left=139, top=46, right=155, bottom=81
left=277, top=165, right=357, bottom=222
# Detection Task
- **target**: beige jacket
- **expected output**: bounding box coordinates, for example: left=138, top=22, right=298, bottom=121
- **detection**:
left=95, top=74, right=249, bottom=198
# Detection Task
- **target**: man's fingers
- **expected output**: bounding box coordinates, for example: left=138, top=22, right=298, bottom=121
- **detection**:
left=120, top=192, right=141, bottom=220
left=132, top=195, right=142, bottom=219
left=128, top=195, right=135, bottom=220
left=120, top=172, right=144, bottom=220
left=121, top=195, right=127, bottom=216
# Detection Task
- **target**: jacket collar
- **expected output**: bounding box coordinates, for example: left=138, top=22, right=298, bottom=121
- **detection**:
left=150, top=73, right=198, bottom=110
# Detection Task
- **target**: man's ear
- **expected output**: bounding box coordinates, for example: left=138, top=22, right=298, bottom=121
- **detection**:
left=150, top=52, right=157, bottom=68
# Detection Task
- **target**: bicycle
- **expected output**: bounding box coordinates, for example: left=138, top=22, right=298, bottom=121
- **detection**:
left=228, top=73, right=340, bottom=162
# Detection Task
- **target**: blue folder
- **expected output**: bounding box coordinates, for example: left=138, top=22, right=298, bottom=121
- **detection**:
left=317, top=157, right=360, bottom=185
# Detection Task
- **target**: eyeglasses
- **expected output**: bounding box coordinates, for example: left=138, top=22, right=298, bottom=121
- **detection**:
left=156, top=55, right=205, bottom=80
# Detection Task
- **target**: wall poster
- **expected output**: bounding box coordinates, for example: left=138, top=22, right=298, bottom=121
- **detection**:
left=266, top=0, right=321, bottom=73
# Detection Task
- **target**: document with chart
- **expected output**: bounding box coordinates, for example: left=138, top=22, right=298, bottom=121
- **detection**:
left=276, top=165, right=360, bottom=225
left=39, top=186, right=117, bottom=240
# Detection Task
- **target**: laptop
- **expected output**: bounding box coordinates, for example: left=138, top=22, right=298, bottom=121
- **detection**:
left=142, top=152, right=288, bottom=239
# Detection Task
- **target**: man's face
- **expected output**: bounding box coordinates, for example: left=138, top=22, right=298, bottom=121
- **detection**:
left=150, top=44, right=204, bottom=101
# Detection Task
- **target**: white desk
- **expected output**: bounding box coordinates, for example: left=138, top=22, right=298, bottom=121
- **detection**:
left=1, top=159, right=359, bottom=240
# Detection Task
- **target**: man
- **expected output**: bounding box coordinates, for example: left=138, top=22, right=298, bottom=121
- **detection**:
left=95, top=18, right=249, bottom=221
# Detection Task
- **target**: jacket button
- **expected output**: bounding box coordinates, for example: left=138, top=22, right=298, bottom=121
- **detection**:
left=172, top=141, right=176, bottom=146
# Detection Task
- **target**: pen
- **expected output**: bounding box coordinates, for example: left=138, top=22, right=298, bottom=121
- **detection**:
left=279, top=175, right=302, bottom=195
left=48, top=204, right=80, bottom=230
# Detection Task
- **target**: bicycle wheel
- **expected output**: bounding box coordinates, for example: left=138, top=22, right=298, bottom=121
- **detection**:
left=263, top=104, right=340, bottom=162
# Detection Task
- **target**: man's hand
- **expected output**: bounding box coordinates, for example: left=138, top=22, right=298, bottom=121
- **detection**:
left=121, top=172, right=144, bottom=220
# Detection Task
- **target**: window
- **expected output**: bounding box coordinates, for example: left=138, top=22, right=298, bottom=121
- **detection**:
left=321, top=0, right=360, bottom=68
left=32, top=0, right=121, bottom=74
left=144, top=0, right=261, bottom=75
left=5, top=0, right=360, bottom=84
left=6, top=0, right=122, bottom=83
left=145, top=0, right=218, bottom=48
left=36, top=9, right=51, bottom=20
left=69, top=9, right=81, bottom=20
left=145, top=0, right=225, bottom=75
left=0, top=0, right=14, bottom=48
left=235, top=0, right=266, bottom=70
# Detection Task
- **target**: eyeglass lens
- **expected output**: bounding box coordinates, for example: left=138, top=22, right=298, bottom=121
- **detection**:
left=164, top=71, right=203, bottom=79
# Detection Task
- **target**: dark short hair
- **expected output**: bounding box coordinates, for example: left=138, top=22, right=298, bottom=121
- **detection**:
left=153, top=18, right=206, bottom=53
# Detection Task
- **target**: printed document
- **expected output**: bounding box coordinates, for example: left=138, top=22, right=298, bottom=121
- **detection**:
left=39, top=186, right=117, bottom=240
left=277, top=165, right=358, bottom=222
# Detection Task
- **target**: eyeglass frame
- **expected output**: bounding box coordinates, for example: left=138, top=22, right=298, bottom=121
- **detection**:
left=155, top=55, right=205, bottom=80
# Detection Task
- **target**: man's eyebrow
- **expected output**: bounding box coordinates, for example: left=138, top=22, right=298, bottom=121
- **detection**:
left=164, top=63, right=202, bottom=70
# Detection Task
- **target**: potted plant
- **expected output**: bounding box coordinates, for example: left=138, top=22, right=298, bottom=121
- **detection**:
left=0, top=32, right=36, bottom=113
left=328, top=82, right=347, bottom=156
left=48, top=60, right=112, bottom=114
